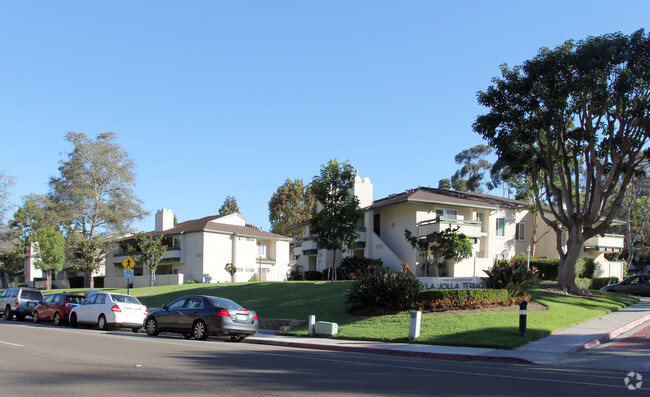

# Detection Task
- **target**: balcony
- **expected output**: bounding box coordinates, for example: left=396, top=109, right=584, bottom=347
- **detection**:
left=418, top=217, right=483, bottom=238
left=584, top=234, right=625, bottom=253
left=300, top=237, right=318, bottom=255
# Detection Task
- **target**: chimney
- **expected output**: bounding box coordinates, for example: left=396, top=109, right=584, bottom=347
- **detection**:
left=155, top=209, right=174, bottom=232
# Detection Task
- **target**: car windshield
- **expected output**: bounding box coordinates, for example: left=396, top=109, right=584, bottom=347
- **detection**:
left=207, top=297, right=244, bottom=310
left=68, top=296, right=84, bottom=304
left=21, top=291, right=42, bottom=300
left=110, top=294, right=141, bottom=305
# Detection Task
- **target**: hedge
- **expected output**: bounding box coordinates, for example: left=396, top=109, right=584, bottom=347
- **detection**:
left=415, top=289, right=509, bottom=304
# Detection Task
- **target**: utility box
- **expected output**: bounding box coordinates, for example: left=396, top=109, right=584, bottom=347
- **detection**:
left=313, top=321, right=338, bottom=337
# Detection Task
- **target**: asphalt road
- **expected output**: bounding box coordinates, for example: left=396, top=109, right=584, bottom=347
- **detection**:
left=0, top=321, right=646, bottom=396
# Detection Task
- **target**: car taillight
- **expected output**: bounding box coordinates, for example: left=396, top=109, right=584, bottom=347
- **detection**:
left=111, top=304, right=121, bottom=312
left=144, top=309, right=148, bottom=315
left=15, top=300, right=19, bottom=306
left=216, top=308, right=230, bottom=317
left=253, top=312, right=258, bottom=321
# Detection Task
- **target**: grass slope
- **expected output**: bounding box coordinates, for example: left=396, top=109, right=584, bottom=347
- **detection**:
left=41, top=281, right=638, bottom=350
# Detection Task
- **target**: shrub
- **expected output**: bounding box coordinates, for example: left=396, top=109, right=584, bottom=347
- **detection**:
left=577, top=258, right=596, bottom=279
left=304, top=271, right=323, bottom=281
left=576, top=278, right=592, bottom=290
left=322, top=267, right=347, bottom=281
left=287, top=267, right=303, bottom=281
left=483, top=258, right=541, bottom=297
left=591, top=277, right=620, bottom=289
left=184, top=279, right=197, bottom=284
left=338, top=256, right=386, bottom=280
left=346, top=269, right=422, bottom=312
left=413, top=289, right=516, bottom=311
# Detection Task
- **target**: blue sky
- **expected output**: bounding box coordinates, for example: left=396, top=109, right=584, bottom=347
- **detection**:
left=1, top=1, right=649, bottom=232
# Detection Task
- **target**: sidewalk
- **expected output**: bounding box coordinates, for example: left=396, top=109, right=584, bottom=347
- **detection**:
left=247, top=297, right=650, bottom=370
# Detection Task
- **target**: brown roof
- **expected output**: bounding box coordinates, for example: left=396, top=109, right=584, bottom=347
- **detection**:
left=370, top=187, right=531, bottom=210
left=149, top=214, right=291, bottom=241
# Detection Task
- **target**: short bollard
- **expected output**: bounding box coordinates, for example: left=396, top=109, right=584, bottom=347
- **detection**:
left=308, top=315, right=316, bottom=336
left=408, top=310, right=421, bottom=340
left=519, top=301, right=528, bottom=337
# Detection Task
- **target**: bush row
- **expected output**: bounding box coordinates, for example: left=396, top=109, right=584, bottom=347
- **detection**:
left=527, top=257, right=596, bottom=280
left=577, top=277, right=620, bottom=290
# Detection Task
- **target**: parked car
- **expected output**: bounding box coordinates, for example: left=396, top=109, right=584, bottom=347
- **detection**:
left=32, top=293, right=85, bottom=325
left=144, top=295, right=258, bottom=341
left=601, top=274, right=650, bottom=296
left=69, top=292, right=147, bottom=332
left=0, top=287, right=44, bottom=321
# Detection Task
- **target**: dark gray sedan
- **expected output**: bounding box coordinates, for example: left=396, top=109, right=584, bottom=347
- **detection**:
left=601, top=274, right=650, bottom=296
left=144, top=295, right=258, bottom=341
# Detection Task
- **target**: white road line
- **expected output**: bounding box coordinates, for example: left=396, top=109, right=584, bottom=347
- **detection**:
left=0, top=340, right=24, bottom=347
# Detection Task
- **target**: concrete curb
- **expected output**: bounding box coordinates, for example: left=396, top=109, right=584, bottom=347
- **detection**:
left=566, top=312, right=650, bottom=354
left=246, top=338, right=535, bottom=365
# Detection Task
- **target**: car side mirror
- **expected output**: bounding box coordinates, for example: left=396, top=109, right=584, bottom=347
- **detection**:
left=162, top=304, right=169, bottom=310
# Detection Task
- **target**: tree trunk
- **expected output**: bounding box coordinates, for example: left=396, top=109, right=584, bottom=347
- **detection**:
left=0, top=270, right=7, bottom=289
left=47, top=270, right=52, bottom=290
left=87, top=273, right=94, bottom=289
left=150, top=271, right=154, bottom=287
left=331, top=250, right=337, bottom=282
left=557, top=232, right=584, bottom=294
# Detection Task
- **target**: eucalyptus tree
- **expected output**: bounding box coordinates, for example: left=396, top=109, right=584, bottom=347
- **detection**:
left=219, top=196, right=239, bottom=215
left=31, top=227, right=66, bottom=290
left=133, top=232, right=167, bottom=287
left=268, top=178, right=316, bottom=236
left=474, top=30, right=650, bottom=293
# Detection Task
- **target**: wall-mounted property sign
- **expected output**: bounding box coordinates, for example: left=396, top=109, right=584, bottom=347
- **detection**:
left=419, top=277, right=485, bottom=291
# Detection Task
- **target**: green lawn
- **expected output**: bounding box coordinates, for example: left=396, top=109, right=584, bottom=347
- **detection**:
left=37, top=281, right=638, bottom=350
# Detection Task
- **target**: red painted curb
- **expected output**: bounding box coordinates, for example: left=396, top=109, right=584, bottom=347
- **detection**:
left=566, top=312, right=650, bottom=354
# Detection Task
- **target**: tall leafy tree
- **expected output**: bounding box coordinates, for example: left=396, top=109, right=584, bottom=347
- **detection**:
left=10, top=194, right=58, bottom=242
left=49, top=132, right=148, bottom=238
left=31, top=227, right=66, bottom=290
left=404, top=226, right=472, bottom=277
left=0, top=171, right=14, bottom=223
left=133, top=232, right=167, bottom=287
left=0, top=227, right=24, bottom=288
left=617, top=162, right=650, bottom=271
left=310, top=159, right=363, bottom=281
left=474, top=30, right=650, bottom=293
left=219, top=196, right=239, bottom=215
left=437, top=178, right=451, bottom=190
left=268, top=178, right=316, bottom=236
left=69, top=234, right=108, bottom=288
left=450, top=144, right=493, bottom=193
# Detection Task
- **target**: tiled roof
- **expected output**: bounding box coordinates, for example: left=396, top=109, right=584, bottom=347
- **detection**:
left=370, top=187, right=531, bottom=210
left=149, top=214, right=291, bottom=240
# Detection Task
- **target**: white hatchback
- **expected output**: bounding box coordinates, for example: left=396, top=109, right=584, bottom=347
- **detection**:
left=69, top=292, right=147, bottom=333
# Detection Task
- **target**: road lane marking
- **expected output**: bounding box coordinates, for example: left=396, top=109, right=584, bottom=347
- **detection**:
left=0, top=340, right=24, bottom=347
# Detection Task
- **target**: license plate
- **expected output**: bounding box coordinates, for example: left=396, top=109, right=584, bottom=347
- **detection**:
left=27, top=302, right=34, bottom=307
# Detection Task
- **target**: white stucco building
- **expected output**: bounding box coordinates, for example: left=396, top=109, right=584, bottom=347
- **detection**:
left=104, top=210, right=291, bottom=288
left=291, top=174, right=625, bottom=280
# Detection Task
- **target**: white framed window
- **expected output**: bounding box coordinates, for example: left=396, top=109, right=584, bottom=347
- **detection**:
left=257, top=242, right=267, bottom=258
left=515, top=222, right=526, bottom=241
left=496, top=218, right=505, bottom=237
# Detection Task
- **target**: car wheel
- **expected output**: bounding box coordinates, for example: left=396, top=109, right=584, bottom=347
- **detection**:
left=53, top=312, right=62, bottom=326
left=145, top=318, right=159, bottom=336
left=230, top=336, right=245, bottom=343
left=98, top=314, right=107, bottom=331
left=182, top=332, right=192, bottom=339
left=4, top=306, right=13, bottom=321
left=192, top=320, right=208, bottom=340
left=70, top=313, right=78, bottom=328
left=32, top=311, right=40, bottom=324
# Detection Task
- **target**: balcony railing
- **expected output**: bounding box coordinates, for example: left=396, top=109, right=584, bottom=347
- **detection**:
left=584, top=234, right=625, bottom=253
left=418, top=217, right=483, bottom=237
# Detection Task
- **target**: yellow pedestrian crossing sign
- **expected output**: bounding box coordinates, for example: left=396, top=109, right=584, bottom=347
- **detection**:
left=122, top=256, right=135, bottom=269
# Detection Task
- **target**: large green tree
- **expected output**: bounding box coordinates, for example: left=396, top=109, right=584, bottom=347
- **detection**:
left=268, top=178, right=316, bottom=236
left=0, top=227, right=25, bottom=288
left=32, top=227, right=66, bottom=290
left=49, top=132, right=148, bottom=238
left=310, top=159, right=363, bottom=282
left=450, top=144, right=493, bottom=193
left=133, top=232, right=167, bottom=287
left=473, top=30, right=650, bottom=293
left=69, top=234, right=108, bottom=288
left=219, top=196, right=239, bottom=215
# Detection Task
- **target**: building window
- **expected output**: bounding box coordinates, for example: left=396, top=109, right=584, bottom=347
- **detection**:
left=436, top=209, right=458, bottom=220
left=257, top=242, right=267, bottom=258
left=496, top=218, right=505, bottom=237
left=475, top=212, right=486, bottom=233
left=373, top=214, right=381, bottom=236
left=516, top=222, right=526, bottom=241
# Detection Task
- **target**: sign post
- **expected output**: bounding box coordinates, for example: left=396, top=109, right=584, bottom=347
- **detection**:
left=122, top=256, right=135, bottom=294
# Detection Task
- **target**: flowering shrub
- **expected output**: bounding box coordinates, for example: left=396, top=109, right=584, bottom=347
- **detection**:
left=346, top=268, right=422, bottom=312
left=338, top=256, right=386, bottom=280
left=484, top=258, right=541, bottom=297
